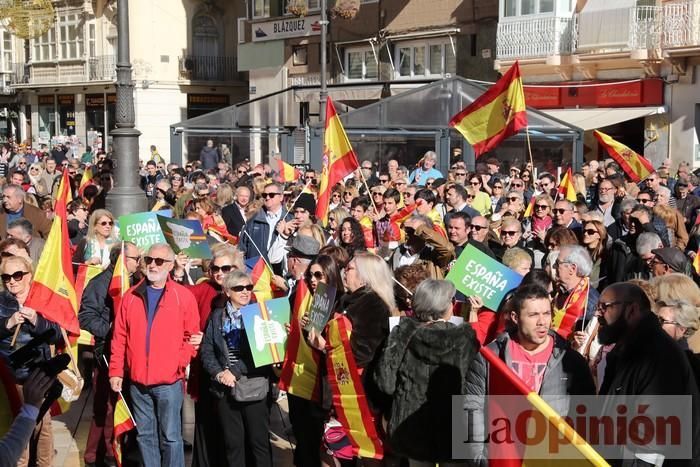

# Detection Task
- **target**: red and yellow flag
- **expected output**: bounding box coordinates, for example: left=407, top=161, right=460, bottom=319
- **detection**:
left=78, top=167, right=93, bottom=196
left=523, top=196, right=536, bottom=218
left=112, top=392, right=136, bottom=467
left=54, top=168, right=73, bottom=208
left=325, top=316, right=384, bottom=459
left=449, top=61, right=527, bottom=158
left=277, top=159, right=302, bottom=183
left=25, top=170, right=79, bottom=335
left=250, top=256, right=273, bottom=303
left=279, top=280, right=321, bottom=401
left=108, top=249, right=129, bottom=314
left=593, top=130, right=654, bottom=183
left=481, top=346, right=608, bottom=466
left=557, top=167, right=578, bottom=202
left=552, top=277, right=589, bottom=339
left=693, top=249, right=700, bottom=275
left=0, top=359, right=21, bottom=437
left=75, top=263, right=103, bottom=303
left=317, top=97, right=360, bottom=225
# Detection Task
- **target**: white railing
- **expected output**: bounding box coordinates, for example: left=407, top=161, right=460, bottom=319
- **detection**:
left=496, top=16, right=575, bottom=59
left=663, top=0, right=700, bottom=48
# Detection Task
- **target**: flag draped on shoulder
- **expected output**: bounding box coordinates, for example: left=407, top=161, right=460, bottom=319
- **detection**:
left=279, top=280, right=321, bottom=401
left=593, top=130, right=654, bottom=183
left=449, top=61, right=527, bottom=158
left=277, top=159, right=302, bottom=183
left=480, top=346, right=609, bottom=466
left=317, top=97, right=360, bottom=225
left=25, top=170, right=79, bottom=335
left=112, top=392, right=136, bottom=467
left=552, top=277, right=589, bottom=339
left=557, top=167, right=578, bottom=202
left=325, top=316, right=384, bottom=459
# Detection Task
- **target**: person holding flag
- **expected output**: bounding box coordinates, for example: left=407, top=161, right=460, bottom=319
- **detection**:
left=78, top=242, right=141, bottom=467
left=552, top=245, right=600, bottom=339
left=0, top=255, right=62, bottom=466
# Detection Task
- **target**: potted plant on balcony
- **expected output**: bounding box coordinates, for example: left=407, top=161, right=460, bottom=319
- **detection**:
left=331, top=0, right=360, bottom=19
left=287, top=0, right=308, bottom=17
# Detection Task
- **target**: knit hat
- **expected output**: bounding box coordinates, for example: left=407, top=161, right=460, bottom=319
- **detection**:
left=293, top=192, right=316, bottom=213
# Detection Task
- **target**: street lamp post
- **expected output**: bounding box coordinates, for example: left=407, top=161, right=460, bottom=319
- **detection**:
left=106, top=0, right=147, bottom=217
left=319, top=0, right=328, bottom=125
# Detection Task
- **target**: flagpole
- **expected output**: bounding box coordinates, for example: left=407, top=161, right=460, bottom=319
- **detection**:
left=10, top=323, right=20, bottom=347
left=242, top=230, right=274, bottom=273
left=356, top=166, right=379, bottom=214
left=103, top=355, right=137, bottom=426
left=289, top=180, right=312, bottom=211
left=525, top=126, right=535, bottom=176
left=392, top=277, right=413, bottom=296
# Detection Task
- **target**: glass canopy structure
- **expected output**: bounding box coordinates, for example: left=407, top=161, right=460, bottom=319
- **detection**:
left=170, top=77, right=583, bottom=174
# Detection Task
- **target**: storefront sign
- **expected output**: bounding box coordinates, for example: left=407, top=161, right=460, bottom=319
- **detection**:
left=38, top=95, right=54, bottom=105
left=252, top=15, right=321, bottom=42
left=524, top=78, right=663, bottom=109
left=187, top=94, right=229, bottom=106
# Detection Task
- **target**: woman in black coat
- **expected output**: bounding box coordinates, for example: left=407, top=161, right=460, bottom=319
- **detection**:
left=199, top=270, right=272, bottom=467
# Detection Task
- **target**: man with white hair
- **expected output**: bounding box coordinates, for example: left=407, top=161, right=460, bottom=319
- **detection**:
left=553, top=245, right=599, bottom=329
left=221, top=185, right=251, bottom=237
left=0, top=184, right=51, bottom=239
left=409, top=150, right=443, bottom=186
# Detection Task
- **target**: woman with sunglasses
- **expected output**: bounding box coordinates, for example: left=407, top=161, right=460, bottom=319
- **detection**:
left=581, top=219, right=607, bottom=289
left=466, top=172, right=493, bottom=217
left=200, top=270, right=273, bottom=467
left=527, top=194, right=554, bottom=264
left=73, top=209, right=117, bottom=268
left=0, top=255, right=61, bottom=466
left=26, top=163, right=49, bottom=201
left=169, top=169, right=187, bottom=200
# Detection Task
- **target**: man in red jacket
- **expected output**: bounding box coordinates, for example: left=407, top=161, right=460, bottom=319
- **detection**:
left=109, top=243, right=199, bottom=467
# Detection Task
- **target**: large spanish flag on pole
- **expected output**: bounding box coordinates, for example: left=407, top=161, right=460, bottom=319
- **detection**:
left=316, top=97, right=360, bottom=225
left=326, top=316, right=384, bottom=459
left=278, top=280, right=321, bottom=401
left=481, top=346, right=609, bottom=466
left=449, top=61, right=528, bottom=158
left=112, top=392, right=136, bottom=467
left=557, top=167, right=578, bottom=202
left=593, top=130, right=654, bottom=183
left=78, top=167, right=93, bottom=196
left=25, top=170, right=80, bottom=335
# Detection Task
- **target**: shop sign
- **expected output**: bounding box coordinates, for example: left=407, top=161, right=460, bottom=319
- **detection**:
left=524, top=78, right=663, bottom=109
left=252, top=15, right=321, bottom=42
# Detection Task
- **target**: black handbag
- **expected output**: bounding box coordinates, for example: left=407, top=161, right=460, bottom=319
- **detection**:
left=232, top=375, right=269, bottom=402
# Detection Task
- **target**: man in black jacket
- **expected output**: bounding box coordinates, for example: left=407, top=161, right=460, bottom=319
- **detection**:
left=221, top=185, right=251, bottom=237
left=596, top=282, right=700, bottom=466
left=78, top=242, right=141, bottom=467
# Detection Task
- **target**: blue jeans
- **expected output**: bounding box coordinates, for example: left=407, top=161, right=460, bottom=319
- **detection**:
left=129, top=380, right=184, bottom=467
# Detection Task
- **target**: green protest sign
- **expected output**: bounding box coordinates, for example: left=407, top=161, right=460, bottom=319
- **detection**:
left=157, top=215, right=212, bottom=259
left=445, top=244, right=523, bottom=310
left=118, top=210, right=171, bottom=251
left=240, top=297, right=290, bottom=368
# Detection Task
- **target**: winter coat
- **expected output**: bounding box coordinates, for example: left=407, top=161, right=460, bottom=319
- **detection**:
left=374, top=318, right=479, bottom=462
left=238, top=207, right=291, bottom=263
left=109, top=278, right=199, bottom=386
left=78, top=265, right=119, bottom=362
left=340, top=286, right=391, bottom=370
left=388, top=224, right=455, bottom=279
left=199, top=146, right=219, bottom=171
left=0, top=291, right=61, bottom=382
left=463, top=331, right=595, bottom=465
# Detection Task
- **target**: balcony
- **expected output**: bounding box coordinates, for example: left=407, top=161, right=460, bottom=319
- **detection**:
left=497, top=15, right=576, bottom=60
left=576, top=5, right=661, bottom=55
left=11, top=55, right=116, bottom=86
left=663, top=0, right=700, bottom=49
left=178, top=55, right=239, bottom=82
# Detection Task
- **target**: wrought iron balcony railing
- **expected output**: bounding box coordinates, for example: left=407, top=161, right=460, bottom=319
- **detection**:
left=178, top=55, right=239, bottom=82
left=10, top=55, right=116, bottom=86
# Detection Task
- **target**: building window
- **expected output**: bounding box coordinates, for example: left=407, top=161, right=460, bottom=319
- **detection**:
left=58, top=14, right=84, bottom=59
left=395, top=39, right=456, bottom=78
left=503, top=0, right=555, bottom=17
left=345, top=47, right=377, bottom=81
left=2, top=32, right=12, bottom=73
left=88, top=23, right=96, bottom=57
left=33, top=29, right=56, bottom=62
left=254, top=0, right=270, bottom=18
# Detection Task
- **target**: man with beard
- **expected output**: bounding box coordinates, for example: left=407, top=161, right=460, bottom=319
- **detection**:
left=591, top=178, right=619, bottom=228
left=596, top=282, right=700, bottom=466
left=465, top=285, right=595, bottom=462
left=109, top=243, right=199, bottom=467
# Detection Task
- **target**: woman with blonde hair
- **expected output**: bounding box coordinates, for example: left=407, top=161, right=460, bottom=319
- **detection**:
left=73, top=209, right=118, bottom=268
left=572, top=173, right=587, bottom=203
left=651, top=273, right=700, bottom=352
left=328, top=206, right=350, bottom=242
left=215, top=183, right=234, bottom=207
left=581, top=219, right=607, bottom=287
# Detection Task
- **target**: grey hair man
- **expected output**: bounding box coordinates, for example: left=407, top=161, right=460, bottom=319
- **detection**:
left=553, top=245, right=599, bottom=323
left=409, top=150, right=443, bottom=187
left=0, top=184, right=52, bottom=239
left=6, top=218, right=44, bottom=265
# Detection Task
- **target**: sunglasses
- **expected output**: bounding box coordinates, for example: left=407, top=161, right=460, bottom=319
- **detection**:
left=230, top=284, right=254, bottom=292
left=584, top=229, right=598, bottom=235
left=1, top=270, right=29, bottom=282
left=18, top=162, right=26, bottom=165
left=455, top=172, right=467, bottom=176
left=305, top=176, right=315, bottom=180
left=98, top=220, right=114, bottom=226
left=171, top=176, right=182, bottom=181
left=210, top=264, right=233, bottom=274
left=144, top=256, right=173, bottom=266
left=467, top=195, right=475, bottom=200
left=636, top=198, right=652, bottom=204
left=535, top=204, right=549, bottom=210
left=471, top=225, right=487, bottom=232
left=237, top=170, right=247, bottom=174
left=493, top=185, right=503, bottom=189
left=261, top=193, right=281, bottom=199
left=507, top=197, right=519, bottom=202
left=552, top=208, right=570, bottom=214
left=306, top=271, right=325, bottom=280
left=469, top=181, right=480, bottom=186
left=380, top=179, right=389, bottom=183
left=501, top=230, right=518, bottom=236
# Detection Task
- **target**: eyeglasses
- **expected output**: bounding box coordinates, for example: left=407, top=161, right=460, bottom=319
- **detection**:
left=98, top=220, right=114, bottom=226
left=237, top=170, right=247, bottom=175
left=261, top=192, right=281, bottom=199
left=30, top=167, right=39, bottom=171
left=305, top=175, right=315, bottom=180
left=636, top=198, right=653, bottom=204
left=535, top=204, right=549, bottom=210
left=501, top=230, right=518, bottom=236
left=596, top=301, right=628, bottom=313
left=584, top=229, right=598, bottom=236
left=18, top=162, right=26, bottom=165
left=552, top=208, right=570, bottom=214
left=512, top=183, right=523, bottom=188
left=361, top=166, right=372, bottom=170
left=171, top=176, right=182, bottom=181
left=395, top=182, right=406, bottom=186
left=230, top=284, right=254, bottom=292
left=658, top=316, right=681, bottom=327
left=467, top=195, right=475, bottom=200
left=1, top=270, right=29, bottom=282
left=471, top=225, right=487, bottom=232
left=306, top=271, right=325, bottom=280
left=144, top=256, right=173, bottom=266
left=372, top=191, right=383, bottom=196
left=599, top=186, right=614, bottom=192
left=210, top=264, right=233, bottom=274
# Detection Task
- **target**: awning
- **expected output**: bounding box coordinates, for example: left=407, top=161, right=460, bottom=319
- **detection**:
left=540, top=106, right=665, bottom=131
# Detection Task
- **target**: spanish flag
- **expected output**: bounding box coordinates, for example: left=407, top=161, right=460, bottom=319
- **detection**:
left=54, top=168, right=73, bottom=207
left=112, top=392, right=136, bottom=467
left=480, top=346, right=609, bottom=466
left=449, top=61, right=527, bottom=157
left=108, top=247, right=130, bottom=313
left=317, top=97, right=360, bottom=225
left=75, top=263, right=102, bottom=346
left=0, top=359, right=21, bottom=437
left=325, top=316, right=384, bottom=459
left=277, top=159, right=302, bottom=183
left=693, top=249, right=700, bottom=275
left=78, top=167, right=93, bottom=196
left=523, top=196, right=536, bottom=218
left=247, top=256, right=274, bottom=303
left=552, top=277, right=589, bottom=339
left=593, top=130, right=654, bottom=183
left=279, top=280, right=321, bottom=401
left=25, top=170, right=80, bottom=335
left=557, top=167, right=577, bottom=202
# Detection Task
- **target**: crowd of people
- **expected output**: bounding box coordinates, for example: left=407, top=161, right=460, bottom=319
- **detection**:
left=0, top=138, right=699, bottom=467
